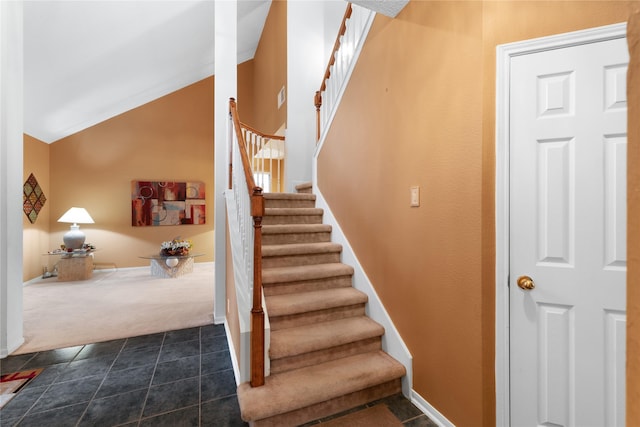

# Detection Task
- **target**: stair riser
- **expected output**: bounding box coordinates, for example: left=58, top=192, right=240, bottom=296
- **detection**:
left=269, top=304, right=366, bottom=331
left=294, top=182, right=313, bottom=194
left=262, top=252, right=341, bottom=269
left=263, top=276, right=353, bottom=296
left=250, top=379, right=403, bottom=427
left=262, top=215, right=323, bottom=225
left=269, top=336, right=381, bottom=375
left=262, top=232, right=331, bottom=245
left=264, top=199, right=317, bottom=209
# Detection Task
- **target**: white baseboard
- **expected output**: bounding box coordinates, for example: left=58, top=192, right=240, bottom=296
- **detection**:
left=0, top=337, right=25, bottom=358
left=224, top=319, right=242, bottom=385
left=22, top=265, right=145, bottom=286
left=411, top=390, right=456, bottom=427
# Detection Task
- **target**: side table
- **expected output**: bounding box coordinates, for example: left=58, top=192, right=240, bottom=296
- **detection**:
left=45, top=250, right=95, bottom=281
left=139, top=254, right=204, bottom=278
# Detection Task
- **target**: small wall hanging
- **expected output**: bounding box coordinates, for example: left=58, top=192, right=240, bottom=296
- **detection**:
left=131, top=180, right=206, bottom=226
left=23, top=173, right=47, bottom=224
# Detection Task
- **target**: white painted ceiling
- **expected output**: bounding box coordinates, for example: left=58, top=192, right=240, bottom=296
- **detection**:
left=24, top=0, right=271, bottom=143
left=351, top=0, right=408, bottom=18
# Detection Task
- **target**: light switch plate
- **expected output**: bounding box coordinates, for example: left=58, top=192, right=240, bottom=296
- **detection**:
left=410, top=186, right=420, bottom=207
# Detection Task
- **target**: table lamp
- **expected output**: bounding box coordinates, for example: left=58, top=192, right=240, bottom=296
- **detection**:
left=57, top=207, right=94, bottom=250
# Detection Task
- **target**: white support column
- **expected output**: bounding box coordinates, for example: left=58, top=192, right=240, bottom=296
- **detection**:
left=0, top=0, right=24, bottom=357
left=213, top=0, right=237, bottom=323
left=286, top=1, right=326, bottom=192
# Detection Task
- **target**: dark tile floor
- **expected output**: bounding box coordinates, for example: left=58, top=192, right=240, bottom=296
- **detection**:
left=0, top=324, right=244, bottom=427
left=0, top=325, right=435, bottom=426
left=303, top=393, right=438, bottom=426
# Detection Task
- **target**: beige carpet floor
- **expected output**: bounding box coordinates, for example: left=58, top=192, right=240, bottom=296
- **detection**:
left=14, top=262, right=215, bottom=355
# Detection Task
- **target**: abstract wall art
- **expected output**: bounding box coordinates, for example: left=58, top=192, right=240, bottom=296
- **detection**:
left=131, top=180, right=206, bottom=226
left=23, top=173, right=47, bottom=224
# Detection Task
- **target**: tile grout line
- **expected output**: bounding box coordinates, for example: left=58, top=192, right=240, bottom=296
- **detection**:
left=74, top=339, right=128, bottom=427
left=136, top=331, right=168, bottom=426
left=12, top=346, right=83, bottom=426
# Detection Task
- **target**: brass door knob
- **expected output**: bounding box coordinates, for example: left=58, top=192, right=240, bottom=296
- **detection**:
left=517, top=275, right=535, bottom=290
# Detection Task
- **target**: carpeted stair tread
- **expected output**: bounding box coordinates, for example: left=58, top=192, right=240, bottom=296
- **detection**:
left=266, top=287, right=367, bottom=318
left=237, top=350, right=406, bottom=422
left=263, top=208, right=324, bottom=225
left=262, top=224, right=332, bottom=234
left=242, top=189, right=407, bottom=425
left=264, top=207, right=323, bottom=216
left=270, top=316, right=384, bottom=359
left=263, top=263, right=354, bottom=284
left=264, top=193, right=318, bottom=209
left=262, top=242, right=342, bottom=257
left=264, top=192, right=316, bottom=201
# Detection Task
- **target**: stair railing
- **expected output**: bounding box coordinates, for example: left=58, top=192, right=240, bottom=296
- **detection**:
left=314, top=3, right=375, bottom=143
left=228, top=98, right=265, bottom=387
left=241, top=122, right=285, bottom=193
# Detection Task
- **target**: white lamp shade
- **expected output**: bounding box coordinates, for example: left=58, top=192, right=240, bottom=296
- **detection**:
left=57, top=207, right=94, bottom=224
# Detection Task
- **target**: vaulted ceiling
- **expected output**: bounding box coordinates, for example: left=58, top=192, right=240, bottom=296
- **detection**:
left=24, top=0, right=271, bottom=143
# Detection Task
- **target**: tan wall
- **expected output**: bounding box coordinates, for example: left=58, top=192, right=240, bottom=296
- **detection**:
left=238, top=60, right=255, bottom=124
left=48, top=77, right=214, bottom=270
left=235, top=1, right=287, bottom=193
left=317, top=2, right=636, bottom=425
left=245, top=0, right=287, bottom=134
left=23, top=135, right=51, bottom=281
left=627, top=9, right=640, bottom=427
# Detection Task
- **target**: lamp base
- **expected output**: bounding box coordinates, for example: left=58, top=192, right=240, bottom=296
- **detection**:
left=63, top=224, right=86, bottom=250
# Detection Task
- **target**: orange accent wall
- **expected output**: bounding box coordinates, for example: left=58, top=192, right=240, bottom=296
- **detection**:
left=23, top=135, right=51, bottom=281
left=243, top=0, right=287, bottom=134
left=236, top=1, right=287, bottom=193
left=627, top=9, right=640, bottom=427
left=317, top=2, right=636, bottom=425
left=47, top=77, right=214, bottom=272
left=238, top=60, right=256, bottom=124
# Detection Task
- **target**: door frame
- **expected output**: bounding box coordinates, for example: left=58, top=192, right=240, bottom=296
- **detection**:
left=495, top=22, right=627, bottom=427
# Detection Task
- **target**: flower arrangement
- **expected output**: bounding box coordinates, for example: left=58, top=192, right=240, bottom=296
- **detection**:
left=160, top=237, right=192, bottom=256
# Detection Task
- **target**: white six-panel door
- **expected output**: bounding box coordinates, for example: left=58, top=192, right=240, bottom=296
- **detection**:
left=509, top=36, right=628, bottom=426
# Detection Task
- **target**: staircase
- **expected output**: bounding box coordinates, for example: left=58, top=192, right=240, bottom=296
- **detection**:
left=237, top=188, right=406, bottom=426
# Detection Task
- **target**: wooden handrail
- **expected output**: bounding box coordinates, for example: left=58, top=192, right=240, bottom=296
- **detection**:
left=230, top=100, right=260, bottom=193
left=318, top=3, right=352, bottom=94
left=314, top=91, right=322, bottom=142
left=315, top=3, right=352, bottom=141
left=229, top=98, right=265, bottom=387
left=240, top=121, right=285, bottom=141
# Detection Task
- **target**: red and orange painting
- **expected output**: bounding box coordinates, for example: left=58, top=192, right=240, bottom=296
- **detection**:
left=131, top=181, right=205, bottom=226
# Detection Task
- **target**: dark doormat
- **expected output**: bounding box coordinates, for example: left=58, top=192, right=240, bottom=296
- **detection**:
left=0, top=368, right=43, bottom=408
left=321, top=404, right=403, bottom=427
